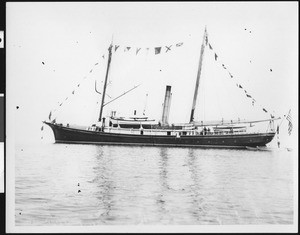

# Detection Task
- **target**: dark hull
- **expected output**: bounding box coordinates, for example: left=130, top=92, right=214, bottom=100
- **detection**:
left=44, top=122, right=275, bottom=149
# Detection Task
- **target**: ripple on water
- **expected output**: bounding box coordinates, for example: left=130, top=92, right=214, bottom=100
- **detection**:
left=15, top=144, right=294, bottom=225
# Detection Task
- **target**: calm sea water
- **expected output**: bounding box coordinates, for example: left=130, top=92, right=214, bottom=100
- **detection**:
left=15, top=143, right=294, bottom=225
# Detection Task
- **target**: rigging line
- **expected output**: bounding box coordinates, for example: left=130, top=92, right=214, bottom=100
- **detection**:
left=215, top=75, right=224, bottom=119
left=202, top=75, right=206, bottom=122
left=50, top=60, right=100, bottom=116
left=193, top=117, right=281, bottom=127
left=91, top=94, right=101, bottom=124
left=143, top=93, right=148, bottom=115
left=209, top=43, right=238, bottom=116
left=208, top=45, right=276, bottom=117
left=216, top=55, right=240, bottom=117
left=46, top=51, right=104, bottom=123
left=102, top=84, right=142, bottom=107
left=94, top=80, right=112, bottom=98
left=210, top=53, right=232, bottom=119
left=94, top=80, right=101, bottom=94
left=207, top=43, right=247, bottom=100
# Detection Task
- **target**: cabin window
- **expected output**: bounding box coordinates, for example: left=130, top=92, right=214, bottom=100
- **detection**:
left=167, top=131, right=171, bottom=136
left=182, top=131, right=187, bottom=135
left=119, top=124, right=140, bottom=129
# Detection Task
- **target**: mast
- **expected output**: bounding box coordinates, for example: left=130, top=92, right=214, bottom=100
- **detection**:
left=98, top=43, right=113, bottom=122
left=189, top=27, right=208, bottom=123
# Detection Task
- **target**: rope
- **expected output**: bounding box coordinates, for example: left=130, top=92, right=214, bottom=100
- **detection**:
left=48, top=59, right=103, bottom=122
left=206, top=36, right=278, bottom=119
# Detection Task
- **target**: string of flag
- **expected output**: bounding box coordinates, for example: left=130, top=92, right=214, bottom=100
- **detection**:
left=285, top=109, right=293, bottom=135
left=47, top=60, right=103, bottom=123
left=205, top=36, right=276, bottom=119
left=206, top=30, right=294, bottom=137
left=42, top=32, right=293, bottom=140
left=100, top=42, right=184, bottom=58
left=46, top=40, right=186, bottom=125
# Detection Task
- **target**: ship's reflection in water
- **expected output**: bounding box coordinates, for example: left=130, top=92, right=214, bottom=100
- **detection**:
left=93, top=147, right=116, bottom=222
left=15, top=143, right=294, bottom=225
left=156, top=148, right=169, bottom=221
left=186, top=148, right=205, bottom=222
left=156, top=148, right=218, bottom=224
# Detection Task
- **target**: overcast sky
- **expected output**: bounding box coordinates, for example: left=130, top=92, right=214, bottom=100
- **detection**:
left=6, top=2, right=298, bottom=144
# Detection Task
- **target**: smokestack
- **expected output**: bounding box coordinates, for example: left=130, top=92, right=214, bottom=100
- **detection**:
left=161, top=85, right=172, bottom=126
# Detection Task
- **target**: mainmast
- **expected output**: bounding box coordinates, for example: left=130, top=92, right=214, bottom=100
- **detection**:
left=98, top=43, right=113, bottom=122
left=189, top=27, right=208, bottom=123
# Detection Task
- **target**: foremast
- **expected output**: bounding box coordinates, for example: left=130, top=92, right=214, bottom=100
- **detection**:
left=98, top=43, right=113, bottom=124
left=189, top=27, right=208, bottom=123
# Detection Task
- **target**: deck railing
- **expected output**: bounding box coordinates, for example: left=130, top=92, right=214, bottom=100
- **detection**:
left=103, top=126, right=271, bottom=136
